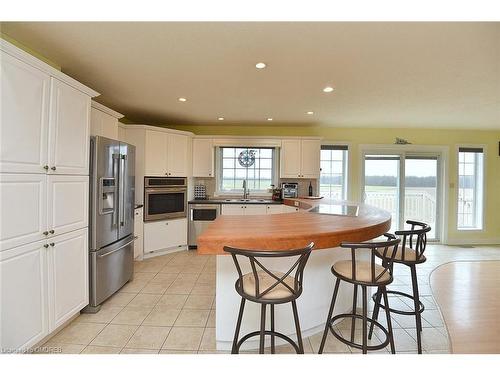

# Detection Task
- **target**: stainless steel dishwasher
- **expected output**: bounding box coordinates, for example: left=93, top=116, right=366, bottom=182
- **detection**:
left=188, top=203, right=220, bottom=249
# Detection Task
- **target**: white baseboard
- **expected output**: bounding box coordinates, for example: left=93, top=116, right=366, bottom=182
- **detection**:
left=143, top=245, right=188, bottom=259
left=445, top=238, right=500, bottom=246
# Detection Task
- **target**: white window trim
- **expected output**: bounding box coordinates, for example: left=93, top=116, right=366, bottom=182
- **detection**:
left=320, top=141, right=350, bottom=200
left=455, top=144, right=487, bottom=232
left=214, top=146, right=278, bottom=197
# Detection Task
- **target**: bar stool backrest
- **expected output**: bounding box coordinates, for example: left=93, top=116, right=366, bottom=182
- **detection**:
left=340, top=234, right=400, bottom=285
left=395, top=220, right=431, bottom=262
left=223, top=243, right=314, bottom=302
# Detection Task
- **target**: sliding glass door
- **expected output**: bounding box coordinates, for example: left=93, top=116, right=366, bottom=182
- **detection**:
left=404, top=156, right=438, bottom=239
left=364, top=155, right=401, bottom=233
left=363, top=152, right=441, bottom=240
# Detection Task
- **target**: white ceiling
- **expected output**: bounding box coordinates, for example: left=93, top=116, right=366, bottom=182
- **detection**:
left=2, top=22, right=499, bottom=129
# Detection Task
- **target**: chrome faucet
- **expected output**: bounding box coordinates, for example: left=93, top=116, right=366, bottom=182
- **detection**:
left=242, top=179, right=250, bottom=199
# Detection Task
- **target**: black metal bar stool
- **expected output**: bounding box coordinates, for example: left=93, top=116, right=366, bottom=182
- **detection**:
left=224, top=243, right=313, bottom=354
left=319, top=234, right=400, bottom=354
left=368, top=220, right=431, bottom=354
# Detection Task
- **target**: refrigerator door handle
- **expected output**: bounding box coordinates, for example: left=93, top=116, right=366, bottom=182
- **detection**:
left=112, top=152, right=121, bottom=228
left=98, top=236, right=137, bottom=258
left=119, top=154, right=126, bottom=227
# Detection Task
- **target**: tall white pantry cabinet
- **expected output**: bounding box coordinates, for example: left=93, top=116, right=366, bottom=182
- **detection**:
left=0, top=39, right=99, bottom=351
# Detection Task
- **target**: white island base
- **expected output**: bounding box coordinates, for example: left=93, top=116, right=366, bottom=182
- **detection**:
left=216, top=246, right=363, bottom=351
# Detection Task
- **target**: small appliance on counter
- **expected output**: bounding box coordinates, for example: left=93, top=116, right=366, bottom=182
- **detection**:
left=272, top=187, right=283, bottom=201
left=194, top=184, right=208, bottom=200
left=281, top=182, right=299, bottom=199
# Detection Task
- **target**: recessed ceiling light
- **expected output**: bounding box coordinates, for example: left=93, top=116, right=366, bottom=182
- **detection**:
left=178, top=97, right=187, bottom=102
left=306, top=111, right=314, bottom=115
left=267, top=118, right=273, bottom=121
left=323, top=86, right=334, bottom=93
left=255, top=62, right=267, bottom=69
left=217, top=117, right=225, bottom=121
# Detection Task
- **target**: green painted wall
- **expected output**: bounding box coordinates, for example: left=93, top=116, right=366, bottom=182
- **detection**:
left=0, top=32, right=62, bottom=70
left=169, top=124, right=500, bottom=244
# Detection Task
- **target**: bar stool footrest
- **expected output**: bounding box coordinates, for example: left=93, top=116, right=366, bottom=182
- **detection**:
left=233, top=330, right=301, bottom=354
left=372, top=290, right=425, bottom=315
left=328, top=313, right=390, bottom=351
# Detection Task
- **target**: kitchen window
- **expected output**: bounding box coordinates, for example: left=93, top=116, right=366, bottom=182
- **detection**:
left=457, top=147, right=485, bottom=230
left=216, top=147, right=277, bottom=195
left=320, top=145, right=348, bottom=199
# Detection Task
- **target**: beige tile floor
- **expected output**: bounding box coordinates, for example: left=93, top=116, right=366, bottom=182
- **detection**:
left=39, top=244, right=500, bottom=354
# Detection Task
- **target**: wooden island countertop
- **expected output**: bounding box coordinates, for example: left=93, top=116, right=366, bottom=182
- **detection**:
left=196, top=198, right=391, bottom=255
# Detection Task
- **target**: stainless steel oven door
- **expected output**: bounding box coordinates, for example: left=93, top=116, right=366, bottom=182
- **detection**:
left=144, top=187, right=187, bottom=221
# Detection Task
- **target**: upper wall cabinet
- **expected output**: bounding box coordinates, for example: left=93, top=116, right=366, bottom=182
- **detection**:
left=145, top=130, right=190, bottom=177
left=90, top=101, right=123, bottom=139
left=1, top=43, right=97, bottom=176
left=192, top=138, right=214, bottom=177
left=48, top=78, right=91, bottom=175
left=280, top=138, right=321, bottom=179
left=0, top=53, right=50, bottom=174
left=167, top=133, right=189, bottom=177
left=300, top=139, right=321, bottom=178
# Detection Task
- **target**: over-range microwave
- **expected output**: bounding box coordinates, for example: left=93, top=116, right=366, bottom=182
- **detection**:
left=144, top=177, right=187, bottom=221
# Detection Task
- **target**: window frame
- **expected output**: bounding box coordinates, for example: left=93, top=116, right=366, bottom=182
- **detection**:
left=319, top=143, right=349, bottom=200
left=214, top=146, right=278, bottom=197
left=456, top=145, right=486, bottom=231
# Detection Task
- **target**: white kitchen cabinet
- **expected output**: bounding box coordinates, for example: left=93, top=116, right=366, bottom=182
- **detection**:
left=280, top=138, right=321, bottom=179
left=0, top=174, right=47, bottom=251
left=280, top=139, right=302, bottom=178
left=0, top=240, right=48, bottom=351
left=144, top=218, right=187, bottom=254
left=145, top=130, right=190, bottom=177
left=300, top=139, right=321, bottom=178
left=134, top=207, right=144, bottom=259
left=221, top=204, right=245, bottom=215
left=244, top=204, right=268, bottom=215
left=266, top=204, right=284, bottom=215
left=282, top=204, right=300, bottom=213
left=48, top=78, right=90, bottom=175
left=0, top=53, right=50, bottom=174
left=47, top=228, right=88, bottom=331
left=145, top=130, right=168, bottom=176
left=47, top=175, right=88, bottom=238
left=167, top=133, right=189, bottom=177
left=90, top=102, right=122, bottom=139
left=192, top=138, right=214, bottom=177
left=221, top=204, right=269, bottom=215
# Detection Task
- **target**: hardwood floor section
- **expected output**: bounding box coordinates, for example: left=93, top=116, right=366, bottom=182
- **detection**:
left=430, top=261, right=500, bottom=354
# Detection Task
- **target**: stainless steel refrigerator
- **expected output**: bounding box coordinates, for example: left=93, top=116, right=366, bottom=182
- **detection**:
left=86, top=136, right=136, bottom=311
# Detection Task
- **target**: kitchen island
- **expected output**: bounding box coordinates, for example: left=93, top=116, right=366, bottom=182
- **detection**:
left=197, top=198, right=391, bottom=351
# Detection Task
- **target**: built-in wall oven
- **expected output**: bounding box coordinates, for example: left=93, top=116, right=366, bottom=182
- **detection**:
left=144, top=177, right=187, bottom=221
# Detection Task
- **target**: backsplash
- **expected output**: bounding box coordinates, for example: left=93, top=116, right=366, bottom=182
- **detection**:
left=192, top=177, right=319, bottom=198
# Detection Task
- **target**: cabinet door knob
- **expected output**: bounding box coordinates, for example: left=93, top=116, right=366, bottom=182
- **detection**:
left=49, top=243, right=55, bottom=247
left=43, top=165, right=49, bottom=170
left=165, top=222, right=169, bottom=225
left=43, top=244, right=49, bottom=248
left=49, top=230, right=55, bottom=234
left=208, top=173, right=211, bottom=176
left=165, top=172, right=168, bottom=175
left=43, top=231, right=49, bottom=236
left=51, top=166, right=56, bottom=171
